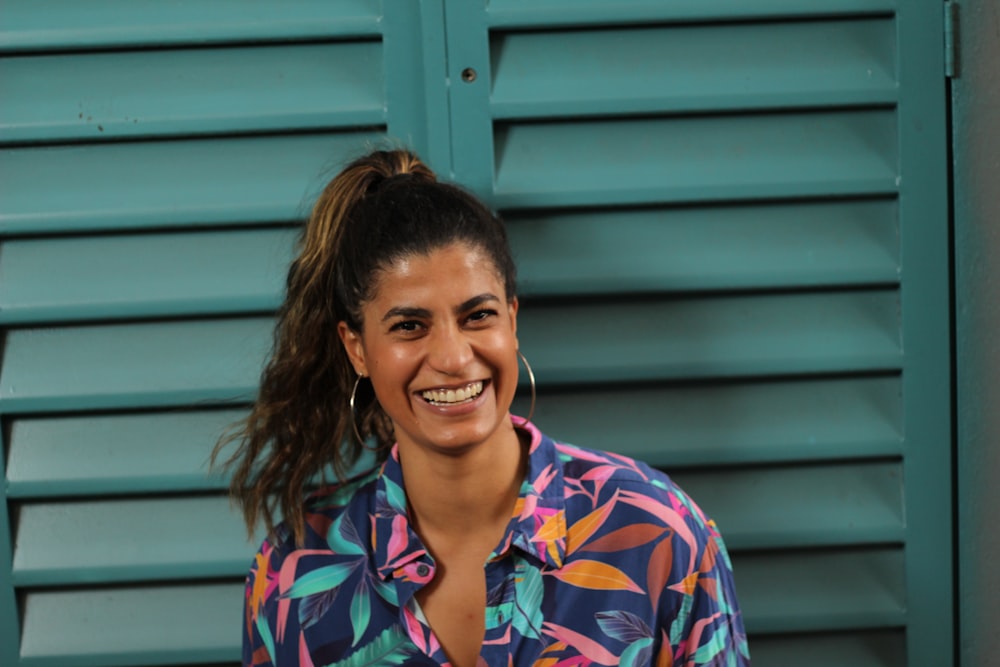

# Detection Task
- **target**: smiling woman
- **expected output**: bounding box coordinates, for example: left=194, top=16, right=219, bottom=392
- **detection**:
left=215, top=149, right=750, bottom=667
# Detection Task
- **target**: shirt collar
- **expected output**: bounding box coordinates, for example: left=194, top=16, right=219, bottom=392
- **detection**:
left=371, top=416, right=567, bottom=580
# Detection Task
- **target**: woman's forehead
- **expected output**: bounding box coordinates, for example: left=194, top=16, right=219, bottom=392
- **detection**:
left=367, top=243, right=506, bottom=307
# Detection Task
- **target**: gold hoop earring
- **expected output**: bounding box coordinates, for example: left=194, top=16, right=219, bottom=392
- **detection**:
left=349, top=374, right=380, bottom=451
left=517, top=350, right=537, bottom=423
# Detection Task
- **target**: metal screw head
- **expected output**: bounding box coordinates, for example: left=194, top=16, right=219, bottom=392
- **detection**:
left=461, top=67, right=477, bottom=83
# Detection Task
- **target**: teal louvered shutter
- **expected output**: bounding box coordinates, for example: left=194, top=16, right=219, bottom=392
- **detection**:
left=444, top=1, right=950, bottom=665
left=0, top=0, right=952, bottom=665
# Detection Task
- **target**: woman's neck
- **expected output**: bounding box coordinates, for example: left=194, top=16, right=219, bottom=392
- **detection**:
left=399, top=423, right=526, bottom=546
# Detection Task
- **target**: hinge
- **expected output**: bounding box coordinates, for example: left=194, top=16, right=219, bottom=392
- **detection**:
left=944, top=1, right=959, bottom=78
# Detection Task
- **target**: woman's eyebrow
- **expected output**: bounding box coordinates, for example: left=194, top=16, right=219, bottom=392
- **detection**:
left=456, top=293, right=500, bottom=314
left=380, top=294, right=500, bottom=323
left=381, top=306, right=431, bottom=323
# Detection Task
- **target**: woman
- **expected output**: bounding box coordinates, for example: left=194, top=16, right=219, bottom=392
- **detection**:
left=219, top=149, right=750, bottom=666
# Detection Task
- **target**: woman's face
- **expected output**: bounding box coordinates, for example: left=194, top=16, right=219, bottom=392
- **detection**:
left=338, top=242, right=520, bottom=457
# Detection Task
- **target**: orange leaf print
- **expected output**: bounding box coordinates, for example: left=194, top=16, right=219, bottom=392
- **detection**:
left=668, top=571, right=699, bottom=596
left=580, top=523, right=666, bottom=554
left=565, top=489, right=618, bottom=554
left=646, top=531, right=674, bottom=611
left=548, top=559, right=644, bottom=593
left=699, top=537, right=719, bottom=574
left=656, top=629, right=674, bottom=667
left=534, top=510, right=566, bottom=543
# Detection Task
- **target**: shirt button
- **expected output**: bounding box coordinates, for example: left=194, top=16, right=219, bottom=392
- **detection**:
left=416, top=563, right=430, bottom=577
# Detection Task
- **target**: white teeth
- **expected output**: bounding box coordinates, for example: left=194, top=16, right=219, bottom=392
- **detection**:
left=422, top=381, right=484, bottom=405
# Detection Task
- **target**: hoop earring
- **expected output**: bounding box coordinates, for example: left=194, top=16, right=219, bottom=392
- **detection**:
left=517, top=350, right=537, bottom=423
left=349, top=374, right=380, bottom=451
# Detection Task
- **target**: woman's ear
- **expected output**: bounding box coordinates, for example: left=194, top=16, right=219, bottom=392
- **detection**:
left=337, top=322, right=367, bottom=376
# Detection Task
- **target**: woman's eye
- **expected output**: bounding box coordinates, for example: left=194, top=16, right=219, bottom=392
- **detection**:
left=390, top=320, right=421, bottom=333
left=467, top=309, right=497, bottom=324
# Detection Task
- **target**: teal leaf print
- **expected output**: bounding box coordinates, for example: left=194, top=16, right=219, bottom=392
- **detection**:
left=382, top=476, right=407, bottom=514
left=284, top=562, right=357, bottom=599
left=369, top=571, right=399, bottom=607
left=596, top=610, right=652, bottom=643
left=323, top=626, right=416, bottom=667
left=620, top=636, right=654, bottom=667
left=350, top=576, right=372, bottom=646
left=512, top=560, right=544, bottom=639
left=328, top=513, right=366, bottom=556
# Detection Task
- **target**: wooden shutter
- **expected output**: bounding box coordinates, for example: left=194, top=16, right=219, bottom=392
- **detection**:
left=0, top=0, right=952, bottom=664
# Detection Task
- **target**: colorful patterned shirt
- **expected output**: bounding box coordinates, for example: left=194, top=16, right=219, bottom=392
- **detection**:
left=243, top=417, right=750, bottom=666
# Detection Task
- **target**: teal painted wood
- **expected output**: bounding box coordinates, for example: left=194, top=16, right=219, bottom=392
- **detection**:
left=0, top=132, right=383, bottom=235
left=0, top=432, right=21, bottom=667
left=749, top=631, right=904, bottom=667
left=12, top=496, right=255, bottom=586
left=0, top=319, right=271, bottom=413
left=491, top=19, right=897, bottom=119
left=487, top=0, right=895, bottom=28
left=737, top=548, right=905, bottom=634
left=894, top=2, right=954, bottom=663
left=18, top=582, right=244, bottom=667
left=5, top=410, right=245, bottom=498
left=519, top=291, right=902, bottom=382
left=0, top=42, right=385, bottom=143
left=0, top=228, right=295, bottom=324
left=673, top=462, right=905, bottom=549
left=0, top=0, right=380, bottom=51
left=517, top=376, right=903, bottom=467
left=442, top=1, right=494, bottom=192
left=509, top=199, right=900, bottom=295
left=953, top=0, right=1000, bottom=662
left=493, top=111, right=898, bottom=208
left=382, top=0, right=453, bottom=175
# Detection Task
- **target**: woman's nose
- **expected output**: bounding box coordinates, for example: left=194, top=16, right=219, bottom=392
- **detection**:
left=427, top=325, right=473, bottom=374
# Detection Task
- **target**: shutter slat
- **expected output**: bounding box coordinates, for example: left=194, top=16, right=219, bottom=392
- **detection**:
left=0, top=131, right=383, bottom=235
left=13, top=497, right=253, bottom=586
left=673, top=462, right=904, bottom=549
left=0, top=228, right=295, bottom=325
left=509, top=199, right=899, bottom=295
left=0, top=0, right=380, bottom=52
left=1, top=43, right=384, bottom=143
left=6, top=410, right=243, bottom=498
left=19, top=582, right=243, bottom=667
left=487, top=0, right=895, bottom=28
left=5, top=409, right=377, bottom=499
left=737, top=548, right=905, bottom=633
left=515, top=376, right=902, bottom=467
left=0, top=319, right=271, bottom=413
left=522, top=290, right=901, bottom=383
left=491, top=20, right=896, bottom=119
left=494, top=111, right=897, bottom=208
left=749, top=631, right=904, bottom=667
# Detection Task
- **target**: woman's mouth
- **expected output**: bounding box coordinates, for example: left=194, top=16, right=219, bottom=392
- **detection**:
left=420, top=381, right=485, bottom=406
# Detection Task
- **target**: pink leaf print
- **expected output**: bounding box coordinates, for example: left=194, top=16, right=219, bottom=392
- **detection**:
left=542, top=622, right=618, bottom=665
left=619, top=490, right=697, bottom=571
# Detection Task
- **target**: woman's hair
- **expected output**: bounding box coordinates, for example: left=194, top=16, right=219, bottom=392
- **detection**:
left=214, top=149, right=517, bottom=545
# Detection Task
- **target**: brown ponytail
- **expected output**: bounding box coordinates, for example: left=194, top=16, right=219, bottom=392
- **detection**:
left=214, top=149, right=516, bottom=546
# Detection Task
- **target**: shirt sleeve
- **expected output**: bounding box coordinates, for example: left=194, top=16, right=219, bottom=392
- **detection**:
left=656, top=490, right=751, bottom=666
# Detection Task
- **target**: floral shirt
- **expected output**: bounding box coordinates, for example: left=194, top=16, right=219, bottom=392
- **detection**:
left=243, top=417, right=750, bottom=666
